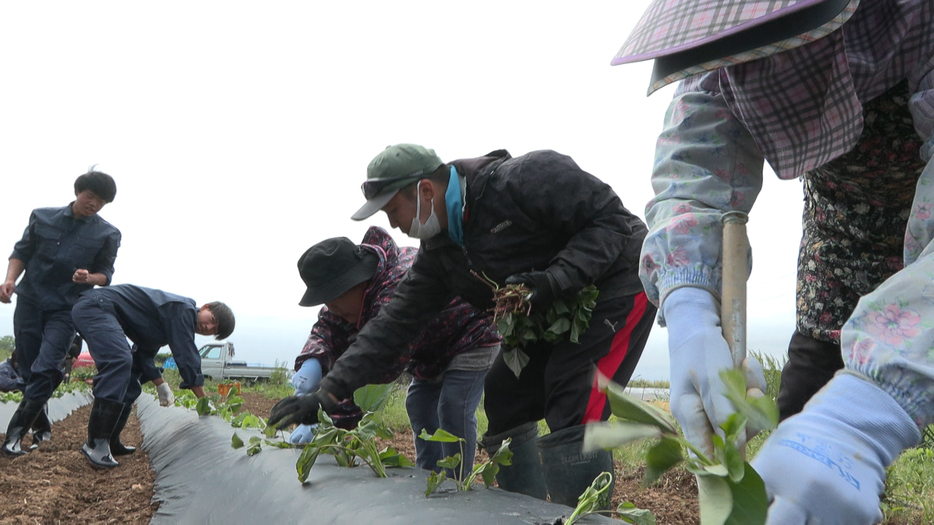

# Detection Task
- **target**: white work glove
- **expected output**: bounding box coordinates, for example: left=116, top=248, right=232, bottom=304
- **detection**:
left=288, top=423, right=318, bottom=444
left=292, top=358, right=323, bottom=395
left=664, top=287, right=766, bottom=457
left=752, top=374, right=921, bottom=525
left=157, top=382, right=175, bottom=407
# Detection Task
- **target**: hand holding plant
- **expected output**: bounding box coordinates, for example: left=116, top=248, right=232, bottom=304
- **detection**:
left=582, top=370, right=777, bottom=525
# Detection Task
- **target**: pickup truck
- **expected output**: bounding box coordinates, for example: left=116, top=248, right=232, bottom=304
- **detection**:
left=198, top=342, right=285, bottom=383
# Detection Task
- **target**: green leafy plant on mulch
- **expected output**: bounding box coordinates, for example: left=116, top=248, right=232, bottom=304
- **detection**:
left=419, top=429, right=512, bottom=496
left=583, top=369, right=778, bottom=525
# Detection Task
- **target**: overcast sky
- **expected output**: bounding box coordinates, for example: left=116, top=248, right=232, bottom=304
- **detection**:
left=0, top=1, right=804, bottom=380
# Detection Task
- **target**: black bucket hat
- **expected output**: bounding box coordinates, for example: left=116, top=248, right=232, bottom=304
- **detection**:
left=297, top=237, right=379, bottom=307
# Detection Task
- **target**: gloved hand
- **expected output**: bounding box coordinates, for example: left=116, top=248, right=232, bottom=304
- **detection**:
left=292, top=358, right=323, bottom=395
left=288, top=423, right=318, bottom=444
left=157, top=382, right=175, bottom=407
left=752, top=374, right=921, bottom=524
left=664, top=287, right=766, bottom=458
left=505, top=271, right=559, bottom=311
left=269, top=389, right=338, bottom=429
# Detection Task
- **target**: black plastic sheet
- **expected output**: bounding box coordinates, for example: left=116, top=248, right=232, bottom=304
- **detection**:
left=137, top=396, right=618, bottom=524
left=0, top=391, right=93, bottom=429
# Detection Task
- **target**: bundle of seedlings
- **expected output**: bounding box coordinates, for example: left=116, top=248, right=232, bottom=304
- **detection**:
left=474, top=271, right=599, bottom=376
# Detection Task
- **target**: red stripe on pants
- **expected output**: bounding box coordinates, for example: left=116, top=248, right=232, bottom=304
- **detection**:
left=582, top=292, right=649, bottom=424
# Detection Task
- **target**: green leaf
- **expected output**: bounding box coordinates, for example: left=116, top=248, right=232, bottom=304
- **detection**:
left=231, top=432, right=244, bottom=449
left=697, top=474, right=733, bottom=525
left=437, top=453, right=461, bottom=470
left=296, top=443, right=321, bottom=483
left=353, top=384, right=392, bottom=413
left=565, top=472, right=613, bottom=524
left=618, top=501, right=657, bottom=525
left=246, top=436, right=263, bottom=456
left=489, top=438, right=513, bottom=466
left=425, top=470, right=447, bottom=497
left=418, top=428, right=462, bottom=443
left=723, top=463, right=768, bottom=525
left=477, top=461, right=501, bottom=487
left=502, top=348, right=530, bottom=378
left=378, top=447, right=415, bottom=468
left=196, top=396, right=213, bottom=416
left=582, top=421, right=663, bottom=452
left=644, top=437, right=683, bottom=485
left=598, top=374, right=677, bottom=433
left=545, top=317, right=571, bottom=336
left=720, top=369, right=778, bottom=433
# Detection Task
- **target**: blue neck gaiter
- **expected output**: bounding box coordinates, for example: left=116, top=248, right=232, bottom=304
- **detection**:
left=445, top=166, right=464, bottom=246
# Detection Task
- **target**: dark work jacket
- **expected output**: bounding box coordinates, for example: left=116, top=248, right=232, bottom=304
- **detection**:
left=12, top=204, right=121, bottom=311
left=79, top=284, right=205, bottom=389
left=320, top=149, right=647, bottom=399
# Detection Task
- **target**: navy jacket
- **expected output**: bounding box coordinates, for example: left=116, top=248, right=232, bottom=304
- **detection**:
left=12, top=203, right=121, bottom=311
left=79, top=284, right=205, bottom=389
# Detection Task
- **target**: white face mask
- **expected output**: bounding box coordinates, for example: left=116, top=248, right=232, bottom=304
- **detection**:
left=408, top=181, right=442, bottom=240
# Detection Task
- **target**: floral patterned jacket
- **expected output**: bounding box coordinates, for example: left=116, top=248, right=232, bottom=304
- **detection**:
left=295, top=226, right=500, bottom=382
left=641, top=0, right=934, bottom=429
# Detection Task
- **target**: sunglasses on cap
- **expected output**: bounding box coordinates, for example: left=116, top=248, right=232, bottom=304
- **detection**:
left=360, top=173, right=425, bottom=200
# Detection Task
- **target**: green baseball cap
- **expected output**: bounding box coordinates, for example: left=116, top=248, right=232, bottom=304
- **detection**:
left=351, top=143, right=444, bottom=221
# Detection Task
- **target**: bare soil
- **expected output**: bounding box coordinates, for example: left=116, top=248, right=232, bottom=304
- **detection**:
left=0, top=403, right=157, bottom=524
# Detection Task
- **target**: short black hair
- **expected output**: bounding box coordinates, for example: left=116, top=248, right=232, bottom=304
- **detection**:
left=206, top=301, right=235, bottom=340
left=399, top=163, right=449, bottom=200
left=75, top=170, right=117, bottom=203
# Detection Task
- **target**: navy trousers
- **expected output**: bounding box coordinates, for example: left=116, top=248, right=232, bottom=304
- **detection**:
left=13, top=297, right=75, bottom=402
left=71, top=295, right=140, bottom=404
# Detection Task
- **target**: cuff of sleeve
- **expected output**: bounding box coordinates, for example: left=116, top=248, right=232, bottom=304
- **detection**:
left=178, top=372, right=205, bottom=390
left=549, top=264, right=576, bottom=297
left=655, top=266, right=720, bottom=325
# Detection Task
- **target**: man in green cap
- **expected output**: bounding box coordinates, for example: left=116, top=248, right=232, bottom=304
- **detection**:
left=271, top=144, right=655, bottom=506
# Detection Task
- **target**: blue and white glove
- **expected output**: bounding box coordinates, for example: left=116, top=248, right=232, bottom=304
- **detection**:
left=289, top=423, right=317, bottom=444
left=292, top=358, right=323, bottom=395
left=752, top=374, right=921, bottom=524
left=286, top=358, right=323, bottom=444
left=664, top=287, right=766, bottom=457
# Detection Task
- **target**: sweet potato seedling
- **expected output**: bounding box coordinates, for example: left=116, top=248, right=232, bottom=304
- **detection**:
left=419, top=428, right=513, bottom=496
left=582, top=370, right=778, bottom=525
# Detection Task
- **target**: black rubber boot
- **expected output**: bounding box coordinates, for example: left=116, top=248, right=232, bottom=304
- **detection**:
left=110, top=403, right=136, bottom=456
left=80, top=398, right=124, bottom=468
left=29, top=404, right=53, bottom=451
left=2, top=397, right=45, bottom=456
left=479, top=422, right=547, bottom=500
left=539, top=426, right=615, bottom=507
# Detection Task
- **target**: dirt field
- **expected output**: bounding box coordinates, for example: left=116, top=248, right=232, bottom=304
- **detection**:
left=0, top=403, right=157, bottom=524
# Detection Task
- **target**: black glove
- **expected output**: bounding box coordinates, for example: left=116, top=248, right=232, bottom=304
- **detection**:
left=505, top=271, right=558, bottom=311
left=268, top=389, right=338, bottom=429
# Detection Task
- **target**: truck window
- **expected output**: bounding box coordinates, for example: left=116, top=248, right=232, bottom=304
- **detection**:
left=201, top=345, right=222, bottom=360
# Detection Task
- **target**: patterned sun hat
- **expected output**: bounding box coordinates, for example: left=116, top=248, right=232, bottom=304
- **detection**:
left=612, top=0, right=860, bottom=94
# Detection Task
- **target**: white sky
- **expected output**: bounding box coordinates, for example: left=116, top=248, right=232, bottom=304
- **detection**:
left=0, top=1, right=803, bottom=380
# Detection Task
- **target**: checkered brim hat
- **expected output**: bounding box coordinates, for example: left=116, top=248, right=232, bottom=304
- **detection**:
left=612, top=0, right=859, bottom=94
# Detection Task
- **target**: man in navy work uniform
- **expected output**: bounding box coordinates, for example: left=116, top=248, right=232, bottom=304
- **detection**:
left=71, top=283, right=235, bottom=468
left=1, top=168, right=120, bottom=456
